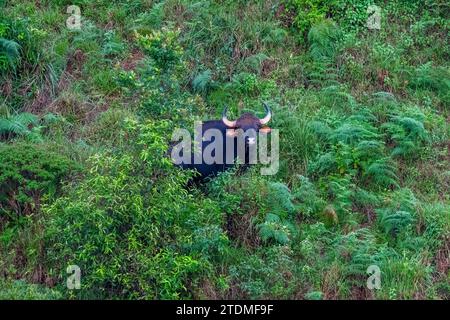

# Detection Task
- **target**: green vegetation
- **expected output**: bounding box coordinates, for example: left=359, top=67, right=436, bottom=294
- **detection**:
left=0, top=0, right=448, bottom=300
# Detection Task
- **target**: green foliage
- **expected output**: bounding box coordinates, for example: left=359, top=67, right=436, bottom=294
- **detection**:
left=307, top=19, right=342, bottom=62
left=180, top=0, right=286, bottom=82
left=0, top=142, right=75, bottom=219
left=0, top=38, right=21, bottom=72
left=115, top=27, right=199, bottom=119
left=293, top=175, right=326, bottom=218
left=0, top=112, right=38, bottom=140
left=258, top=213, right=292, bottom=245
left=231, top=72, right=260, bottom=95
left=376, top=188, right=417, bottom=238
left=285, top=0, right=329, bottom=40
left=101, top=30, right=126, bottom=58
left=192, top=69, right=213, bottom=95
left=381, top=111, right=429, bottom=158
left=44, top=119, right=227, bottom=299
left=378, top=209, right=415, bottom=236
left=267, top=182, right=297, bottom=215
left=132, top=1, right=165, bottom=30
left=329, top=0, right=374, bottom=31
left=305, top=290, right=323, bottom=300
left=409, top=63, right=450, bottom=107
left=285, top=0, right=373, bottom=38
left=135, top=28, right=183, bottom=73
left=309, top=105, right=401, bottom=190
left=229, top=246, right=299, bottom=299
left=275, top=106, right=317, bottom=181
left=0, top=279, right=62, bottom=299
left=0, top=112, right=66, bottom=142
left=0, top=17, right=43, bottom=75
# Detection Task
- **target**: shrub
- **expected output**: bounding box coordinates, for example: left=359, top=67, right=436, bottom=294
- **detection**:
left=285, top=0, right=329, bottom=40
left=330, top=0, right=375, bottom=31
left=0, top=142, right=75, bottom=220
left=135, top=28, right=183, bottom=73
left=44, top=119, right=227, bottom=299
left=285, top=0, right=373, bottom=38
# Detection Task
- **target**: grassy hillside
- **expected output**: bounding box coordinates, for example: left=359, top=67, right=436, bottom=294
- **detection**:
left=0, top=0, right=449, bottom=299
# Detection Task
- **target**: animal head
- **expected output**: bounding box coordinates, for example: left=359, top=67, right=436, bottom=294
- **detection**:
left=222, top=102, right=272, bottom=145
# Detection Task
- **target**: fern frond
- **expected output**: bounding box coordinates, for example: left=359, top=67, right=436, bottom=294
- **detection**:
left=309, top=152, right=337, bottom=174
left=268, top=182, right=296, bottom=215
left=331, top=123, right=378, bottom=145
left=292, top=175, right=326, bottom=217
left=307, top=20, right=341, bottom=62
left=192, top=69, right=213, bottom=94
left=355, top=140, right=384, bottom=158
left=353, top=187, right=381, bottom=208
left=14, top=112, right=38, bottom=126
left=309, top=120, right=332, bottom=141
left=372, top=91, right=397, bottom=103
left=392, top=116, right=428, bottom=140
left=257, top=213, right=291, bottom=245
left=244, top=53, right=270, bottom=74
left=0, top=112, right=39, bottom=139
left=382, top=113, right=429, bottom=157
left=0, top=37, right=21, bottom=71
left=364, top=158, right=399, bottom=188
left=378, top=209, right=415, bottom=235
left=321, top=85, right=357, bottom=108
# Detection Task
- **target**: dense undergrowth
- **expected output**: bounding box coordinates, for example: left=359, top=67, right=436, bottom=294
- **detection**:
left=0, top=0, right=449, bottom=299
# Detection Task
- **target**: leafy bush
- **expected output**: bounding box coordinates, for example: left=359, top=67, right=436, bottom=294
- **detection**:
left=135, top=28, right=183, bottom=73
left=44, top=118, right=227, bottom=299
left=329, top=0, right=375, bottom=31
left=285, top=0, right=330, bottom=40
left=0, top=142, right=75, bottom=220
left=285, top=0, right=373, bottom=38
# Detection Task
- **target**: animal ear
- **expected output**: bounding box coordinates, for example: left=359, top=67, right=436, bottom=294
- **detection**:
left=259, top=126, right=271, bottom=134
left=226, top=129, right=239, bottom=137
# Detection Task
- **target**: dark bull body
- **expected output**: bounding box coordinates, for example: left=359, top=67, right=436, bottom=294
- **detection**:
left=172, top=103, right=272, bottom=180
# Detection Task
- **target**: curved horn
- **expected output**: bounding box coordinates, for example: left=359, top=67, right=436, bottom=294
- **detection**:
left=259, top=102, right=272, bottom=125
left=222, top=106, right=237, bottom=128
